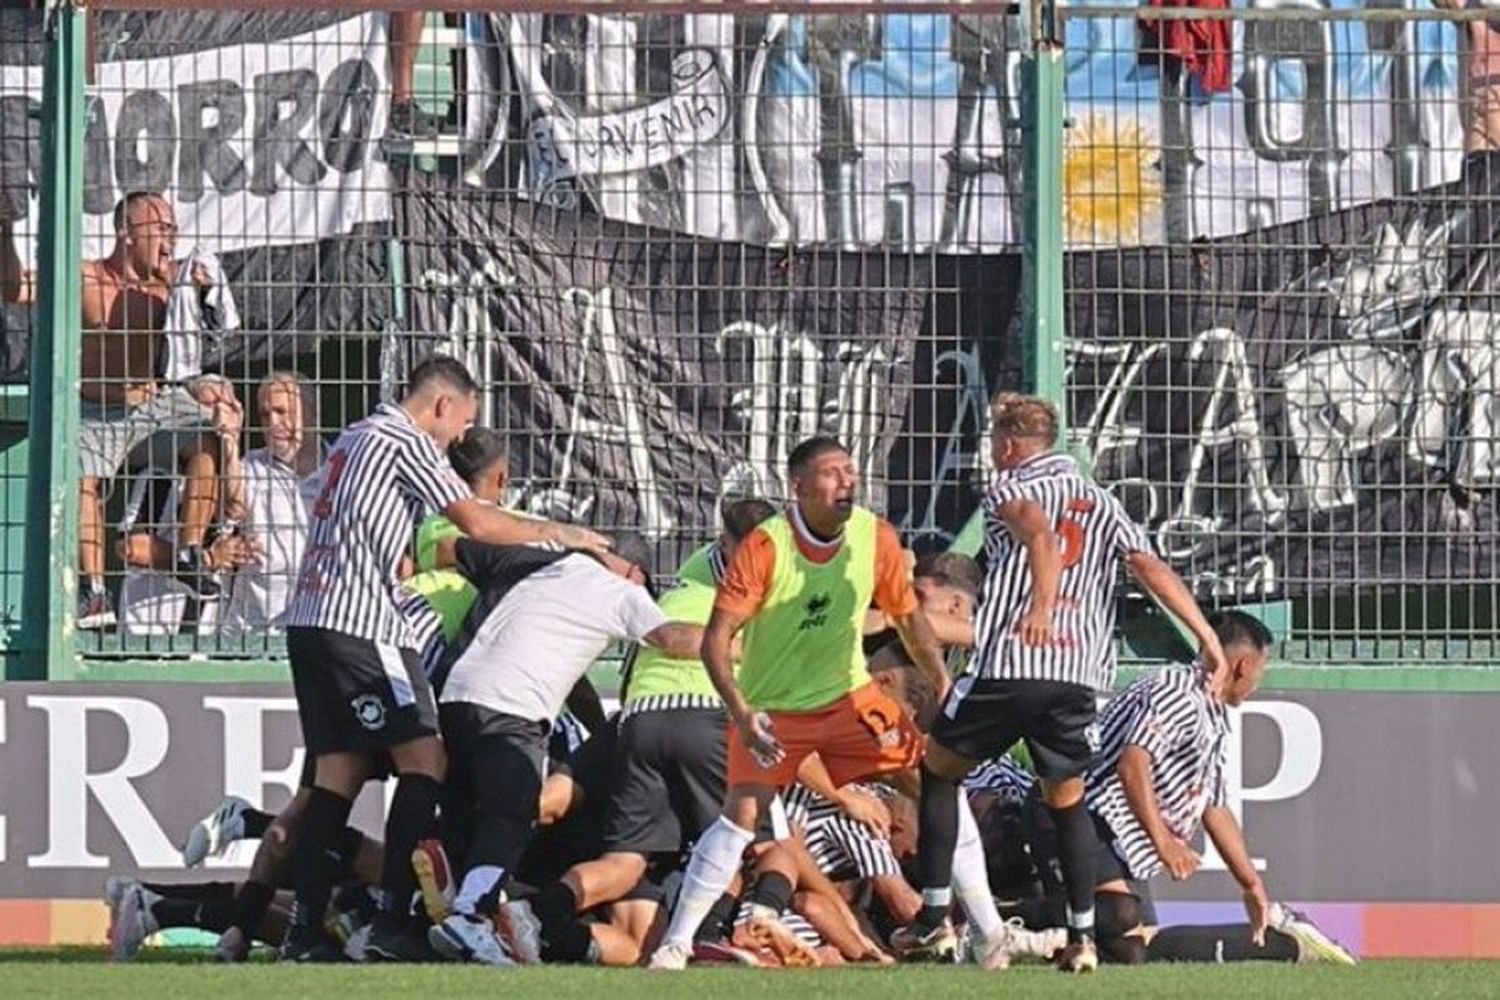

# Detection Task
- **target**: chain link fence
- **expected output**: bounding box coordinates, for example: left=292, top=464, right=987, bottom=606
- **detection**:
left=0, top=1, right=1494, bottom=668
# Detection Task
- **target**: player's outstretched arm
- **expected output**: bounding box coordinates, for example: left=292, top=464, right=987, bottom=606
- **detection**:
left=890, top=608, right=952, bottom=703
left=1126, top=551, right=1230, bottom=691
left=1119, top=744, right=1200, bottom=881
left=997, top=498, right=1060, bottom=647
left=702, top=605, right=753, bottom=725
left=1202, top=805, right=1270, bottom=945
left=642, top=621, right=705, bottom=661
left=442, top=497, right=611, bottom=555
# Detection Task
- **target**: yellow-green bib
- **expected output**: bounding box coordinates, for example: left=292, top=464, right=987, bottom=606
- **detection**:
left=738, top=506, right=877, bottom=712
left=624, top=581, right=721, bottom=703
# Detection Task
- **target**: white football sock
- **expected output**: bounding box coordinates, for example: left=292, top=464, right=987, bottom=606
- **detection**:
left=953, top=798, right=1004, bottom=939
left=660, top=816, right=756, bottom=950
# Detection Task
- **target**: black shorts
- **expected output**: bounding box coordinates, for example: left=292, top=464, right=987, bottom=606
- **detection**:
left=287, top=627, right=439, bottom=758
left=602, top=706, right=728, bottom=857
left=438, top=702, right=550, bottom=873
left=1020, top=789, right=1157, bottom=925
left=931, top=676, right=1096, bottom=779
left=515, top=720, right=617, bottom=887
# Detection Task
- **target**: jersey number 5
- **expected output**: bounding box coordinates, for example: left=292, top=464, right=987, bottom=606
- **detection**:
left=1056, top=498, right=1095, bottom=570
left=312, top=450, right=349, bottom=519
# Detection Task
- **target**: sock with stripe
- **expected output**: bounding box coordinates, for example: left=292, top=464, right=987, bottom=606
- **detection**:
left=915, top=763, right=961, bottom=928
left=140, top=880, right=236, bottom=901
left=1047, top=799, right=1097, bottom=944
left=289, top=786, right=354, bottom=935
left=151, top=896, right=238, bottom=933
left=378, top=773, right=442, bottom=922
left=743, top=871, right=794, bottom=915
left=696, top=892, right=740, bottom=944
left=229, top=881, right=276, bottom=940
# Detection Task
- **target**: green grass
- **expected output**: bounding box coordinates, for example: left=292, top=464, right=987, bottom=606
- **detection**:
left=2, top=950, right=1498, bottom=999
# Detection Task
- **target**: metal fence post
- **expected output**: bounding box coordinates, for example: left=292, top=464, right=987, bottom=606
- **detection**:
left=1020, top=0, right=1066, bottom=413
left=948, top=0, right=1067, bottom=559
left=21, top=1, right=86, bottom=680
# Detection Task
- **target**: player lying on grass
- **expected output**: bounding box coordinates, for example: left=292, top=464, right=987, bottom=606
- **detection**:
left=411, top=530, right=701, bottom=966
left=481, top=499, right=777, bottom=966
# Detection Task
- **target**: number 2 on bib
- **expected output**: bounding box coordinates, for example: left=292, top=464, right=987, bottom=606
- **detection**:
left=1057, top=497, right=1095, bottom=570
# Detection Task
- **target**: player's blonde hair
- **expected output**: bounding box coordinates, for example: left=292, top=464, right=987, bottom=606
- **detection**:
left=989, top=391, right=1059, bottom=446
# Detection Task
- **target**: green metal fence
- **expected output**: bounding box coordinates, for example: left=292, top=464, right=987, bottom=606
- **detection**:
left=3, top=1, right=1498, bottom=689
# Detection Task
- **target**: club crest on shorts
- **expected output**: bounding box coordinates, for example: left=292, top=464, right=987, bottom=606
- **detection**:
left=351, top=694, right=387, bottom=731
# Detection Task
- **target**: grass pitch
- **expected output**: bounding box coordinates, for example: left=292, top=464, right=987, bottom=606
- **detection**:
left=2, top=950, right=1498, bottom=1000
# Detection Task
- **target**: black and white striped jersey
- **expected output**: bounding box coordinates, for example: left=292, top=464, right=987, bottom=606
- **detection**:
left=781, top=783, right=902, bottom=881
left=1086, top=665, right=1230, bottom=881
left=969, top=452, right=1151, bottom=692
left=398, top=587, right=448, bottom=680
left=963, top=754, right=1037, bottom=807
left=285, top=403, right=471, bottom=648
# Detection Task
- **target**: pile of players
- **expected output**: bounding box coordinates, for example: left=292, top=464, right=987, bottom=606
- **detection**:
left=105, top=361, right=1357, bottom=971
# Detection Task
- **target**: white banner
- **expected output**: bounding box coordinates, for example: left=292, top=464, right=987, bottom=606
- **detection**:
left=0, top=13, right=391, bottom=265
left=498, top=5, right=1471, bottom=251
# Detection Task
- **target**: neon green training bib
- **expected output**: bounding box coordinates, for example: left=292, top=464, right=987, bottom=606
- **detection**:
left=737, top=507, right=878, bottom=712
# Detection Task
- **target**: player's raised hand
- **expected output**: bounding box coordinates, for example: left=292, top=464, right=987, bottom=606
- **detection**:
left=738, top=711, right=785, bottom=770
left=1159, top=836, right=1201, bottom=881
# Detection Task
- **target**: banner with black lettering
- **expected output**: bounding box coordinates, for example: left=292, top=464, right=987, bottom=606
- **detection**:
left=0, top=11, right=394, bottom=381
left=399, top=175, right=926, bottom=565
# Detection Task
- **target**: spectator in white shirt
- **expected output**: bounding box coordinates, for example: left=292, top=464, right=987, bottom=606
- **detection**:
left=221, top=371, right=326, bottom=636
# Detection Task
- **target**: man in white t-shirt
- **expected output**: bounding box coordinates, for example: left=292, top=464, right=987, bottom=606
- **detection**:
left=415, top=534, right=703, bottom=967
left=221, top=372, right=325, bottom=634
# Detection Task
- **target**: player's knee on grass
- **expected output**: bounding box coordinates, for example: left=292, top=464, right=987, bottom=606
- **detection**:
left=1097, top=890, right=1144, bottom=937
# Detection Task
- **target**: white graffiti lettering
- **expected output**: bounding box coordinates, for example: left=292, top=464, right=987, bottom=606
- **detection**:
left=417, top=255, right=519, bottom=428
left=897, top=342, right=992, bottom=547
left=1068, top=329, right=1284, bottom=595
left=554, top=287, right=675, bottom=538
left=1281, top=307, right=1500, bottom=513
left=1156, top=328, right=1285, bottom=562
left=716, top=321, right=902, bottom=507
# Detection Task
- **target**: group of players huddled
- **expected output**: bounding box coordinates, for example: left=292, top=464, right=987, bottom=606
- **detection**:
left=104, top=358, right=1357, bottom=971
